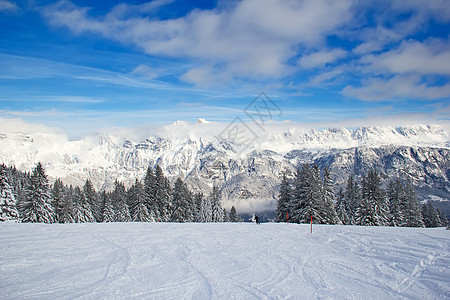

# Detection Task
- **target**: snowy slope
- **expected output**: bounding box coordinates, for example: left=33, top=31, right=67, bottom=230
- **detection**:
left=0, top=223, right=449, bottom=299
left=0, top=119, right=449, bottom=214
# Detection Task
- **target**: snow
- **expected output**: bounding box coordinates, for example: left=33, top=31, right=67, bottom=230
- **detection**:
left=1, top=223, right=449, bottom=299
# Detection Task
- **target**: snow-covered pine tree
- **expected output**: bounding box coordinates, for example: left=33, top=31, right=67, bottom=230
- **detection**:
left=0, top=165, right=19, bottom=222
left=73, top=186, right=95, bottom=223
left=112, top=180, right=131, bottom=222
left=275, top=173, right=292, bottom=222
left=229, top=206, right=239, bottom=222
left=290, top=165, right=309, bottom=223
left=223, top=208, right=230, bottom=222
left=130, top=179, right=153, bottom=222
left=60, top=185, right=74, bottom=223
left=355, top=169, right=388, bottom=226
left=335, top=187, right=349, bottom=225
left=438, top=210, right=449, bottom=227
left=403, top=182, right=424, bottom=227
left=21, top=162, right=54, bottom=223
left=345, top=175, right=359, bottom=225
left=198, top=193, right=212, bottom=222
left=422, top=202, right=442, bottom=227
left=155, top=165, right=171, bottom=222
left=102, top=191, right=115, bottom=222
left=83, top=179, right=100, bottom=222
left=193, top=192, right=204, bottom=222
left=170, top=178, right=194, bottom=222
left=387, top=178, right=405, bottom=227
left=144, top=166, right=160, bottom=221
left=322, top=167, right=339, bottom=224
left=52, top=179, right=66, bottom=223
left=210, top=185, right=224, bottom=222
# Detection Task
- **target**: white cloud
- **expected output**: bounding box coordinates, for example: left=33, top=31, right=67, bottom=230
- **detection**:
left=361, top=39, right=450, bottom=75
left=0, top=0, right=18, bottom=12
left=299, top=49, right=347, bottom=69
left=42, top=0, right=354, bottom=86
left=342, top=75, right=450, bottom=101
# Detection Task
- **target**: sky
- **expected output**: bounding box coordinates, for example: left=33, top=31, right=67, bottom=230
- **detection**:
left=0, top=0, right=449, bottom=137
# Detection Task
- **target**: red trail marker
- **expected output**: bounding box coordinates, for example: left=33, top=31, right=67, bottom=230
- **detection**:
left=311, top=216, right=313, bottom=233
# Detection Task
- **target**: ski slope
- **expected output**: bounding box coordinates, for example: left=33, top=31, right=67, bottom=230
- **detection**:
left=1, top=223, right=449, bottom=299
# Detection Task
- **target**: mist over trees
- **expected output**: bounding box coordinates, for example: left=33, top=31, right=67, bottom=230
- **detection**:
left=0, top=163, right=243, bottom=224
left=275, top=163, right=447, bottom=228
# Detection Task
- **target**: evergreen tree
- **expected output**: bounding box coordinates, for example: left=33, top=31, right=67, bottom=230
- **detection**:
left=130, top=179, right=153, bottom=222
left=52, top=179, right=66, bottom=223
left=83, top=179, right=100, bottom=222
left=275, top=173, right=291, bottom=222
left=21, top=163, right=54, bottom=223
left=155, top=165, right=171, bottom=221
left=193, top=192, right=204, bottom=222
left=335, top=187, right=349, bottom=224
left=387, top=178, right=405, bottom=227
left=438, top=210, right=449, bottom=227
left=403, top=182, right=424, bottom=227
left=73, top=186, right=95, bottom=223
left=322, top=167, right=339, bottom=224
left=144, top=166, right=160, bottom=221
left=112, top=180, right=131, bottom=222
left=422, top=202, right=442, bottom=227
left=223, top=208, right=230, bottom=222
left=60, top=185, right=75, bottom=223
left=229, top=206, right=239, bottom=222
left=0, top=165, right=19, bottom=222
left=198, top=193, right=212, bottom=222
left=170, top=178, right=193, bottom=222
left=355, top=170, right=388, bottom=226
left=210, top=185, right=224, bottom=222
left=102, top=192, right=115, bottom=222
left=345, top=175, right=359, bottom=224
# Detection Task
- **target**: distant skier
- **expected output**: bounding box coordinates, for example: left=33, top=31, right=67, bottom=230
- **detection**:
left=255, top=215, right=260, bottom=224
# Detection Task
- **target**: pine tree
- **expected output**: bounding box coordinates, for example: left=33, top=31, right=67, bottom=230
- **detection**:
left=210, top=185, right=224, bottom=222
left=21, top=163, right=54, bottom=223
left=170, top=178, right=193, bottom=222
left=193, top=192, right=204, bottom=222
left=335, top=187, right=349, bottom=224
left=83, top=179, right=100, bottom=222
left=321, top=167, right=339, bottom=224
left=102, top=192, right=115, bottom=222
left=52, top=179, right=66, bottom=223
left=198, top=193, right=212, bottom=222
left=60, top=185, right=75, bottom=223
left=275, top=173, right=291, bottom=222
left=112, top=180, right=131, bottom=222
left=387, top=179, right=405, bottom=227
left=438, top=210, right=449, bottom=227
left=229, top=206, right=239, bottom=222
left=155, top=165, right=171, bottom=221
left=403, top=182, right=424, bottom=227
left=144, top=166, right=160, bottom=221
left=355, top=170, right=388, bottom=226
left=345, top=175, right=359, bottom=224
left=73, top=186, right=95, bottom=223
left=0, top=165, right=19, bottom=222
left=422, top=202, right=442, bottom=227
left=130, top=179, right=153, bottom=222
left=223, top=208, right=230, bottom=222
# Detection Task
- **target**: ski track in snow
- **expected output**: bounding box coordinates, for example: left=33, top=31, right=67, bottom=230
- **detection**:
left=0, top=223, right=449, bottom=300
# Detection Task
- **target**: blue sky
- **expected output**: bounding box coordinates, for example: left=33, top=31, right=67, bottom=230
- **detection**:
left=0, top=0, right=449, bottom=136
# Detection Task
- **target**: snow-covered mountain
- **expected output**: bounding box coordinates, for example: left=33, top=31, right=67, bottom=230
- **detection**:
left=0, top=119, right=449, bottom=214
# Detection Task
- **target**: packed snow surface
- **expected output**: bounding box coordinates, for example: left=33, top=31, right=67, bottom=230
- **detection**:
left=1, top=223, right=449, bottom=299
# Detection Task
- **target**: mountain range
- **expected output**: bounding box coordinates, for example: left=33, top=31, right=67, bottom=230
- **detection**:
left=1, top=119, right=449, bottom=215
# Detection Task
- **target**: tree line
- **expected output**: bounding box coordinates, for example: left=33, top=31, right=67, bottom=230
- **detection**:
left=275, top=163, right=449, bottom=228
left=0, top=163, right=243, bottom=223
